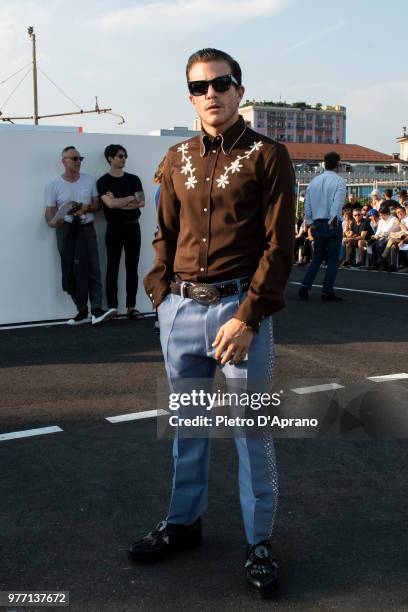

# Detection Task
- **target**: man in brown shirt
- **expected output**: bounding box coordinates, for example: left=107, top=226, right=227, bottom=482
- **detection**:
left=128, top=48, right=295, bottom=597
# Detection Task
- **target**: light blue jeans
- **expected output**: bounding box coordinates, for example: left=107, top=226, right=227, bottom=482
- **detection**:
left=158, top=283, right=278, bottom=545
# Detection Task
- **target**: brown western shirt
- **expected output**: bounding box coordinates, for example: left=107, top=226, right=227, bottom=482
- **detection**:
left=144, top=116, right=295, bottom=328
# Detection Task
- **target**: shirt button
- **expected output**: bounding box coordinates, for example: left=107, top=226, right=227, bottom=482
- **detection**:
left=212, top=149, right=216, bottom=154
left=202, top=238, right=207, bottom=242
left=200, top=267, right=205, bottom=272
left=206, top=177, right=210, bottom=181
left=149, top=293, right=153, bottom=297
left=203, top=208, right=208, bottom=212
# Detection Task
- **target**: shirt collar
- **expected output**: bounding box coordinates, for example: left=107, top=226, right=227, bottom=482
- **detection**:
left=200, top=115, right=247, bottom=157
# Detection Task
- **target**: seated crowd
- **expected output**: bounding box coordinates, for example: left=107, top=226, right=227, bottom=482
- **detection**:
left=294, top=188, right=408, bottom=273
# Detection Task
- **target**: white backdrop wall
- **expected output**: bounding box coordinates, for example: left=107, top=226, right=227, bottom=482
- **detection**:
left=0, top=129, right=183, bottom=325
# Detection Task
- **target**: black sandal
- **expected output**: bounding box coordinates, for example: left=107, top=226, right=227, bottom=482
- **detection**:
left=127, top=309, right=144, bottom=320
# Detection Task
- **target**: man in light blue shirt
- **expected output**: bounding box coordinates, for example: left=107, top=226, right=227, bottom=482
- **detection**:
left=299, top=152, right=346, bottom=301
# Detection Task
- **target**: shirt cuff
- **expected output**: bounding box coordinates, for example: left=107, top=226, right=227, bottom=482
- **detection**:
left=144, top=279, right=170, bottom=309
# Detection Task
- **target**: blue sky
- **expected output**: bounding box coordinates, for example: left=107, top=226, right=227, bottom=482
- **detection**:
left=1, top=0, right=407, bottom=152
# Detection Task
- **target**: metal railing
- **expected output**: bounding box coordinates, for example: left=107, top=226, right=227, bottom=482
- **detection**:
left=295, top=176, right=408, bottom=215
left=295, top=172, right=408, bottom=184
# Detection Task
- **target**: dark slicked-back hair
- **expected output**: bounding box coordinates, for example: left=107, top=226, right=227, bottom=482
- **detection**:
left=324, top=151, right=341, bottom=170
left=384, top=188, right=393, bottom=198
left=186, top=48, right=242, bottom=86
left=104, top=144, right=127, bottom=164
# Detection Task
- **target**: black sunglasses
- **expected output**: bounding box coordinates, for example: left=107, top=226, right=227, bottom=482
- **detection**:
left=64, top=156, right=83, bottom=162
left=188, top=74, right=239, bottom=96
left=116, top=153, right=127, bottom=159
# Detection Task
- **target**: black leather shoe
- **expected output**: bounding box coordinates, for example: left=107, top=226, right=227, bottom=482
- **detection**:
left=321, top=293, right=343, bottom=302
left=127, top=518, right=202, bottom=563
left=298, top=286, right=309, bottom=300
left=245, top=541, right=279, bottom=597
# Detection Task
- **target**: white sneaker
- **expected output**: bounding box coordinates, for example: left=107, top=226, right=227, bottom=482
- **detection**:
left=91, top=308, right=117, bottom=326
left=67, top=311, right=91, bottom=326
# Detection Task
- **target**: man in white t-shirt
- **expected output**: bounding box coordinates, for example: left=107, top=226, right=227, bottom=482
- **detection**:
left=45, top=146, right=116, bottom=325
left=377, top=205, right=408, bottom=271
left=370, top=204, right=401, bottom=269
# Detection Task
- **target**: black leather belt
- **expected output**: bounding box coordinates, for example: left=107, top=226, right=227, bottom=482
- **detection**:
left=170, top=277, right=250, bottom=306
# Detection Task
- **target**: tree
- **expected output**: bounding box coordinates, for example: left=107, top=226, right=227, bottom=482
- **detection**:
left=292, top=101, right=309, bottom=110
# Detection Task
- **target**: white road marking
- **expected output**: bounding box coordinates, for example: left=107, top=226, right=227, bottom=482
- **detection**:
left=2, top=373, right=405, bottom=441
left=290, top=282, right=408, bottom=299
left=106, top=409, right=168, bottom=423
left=0, top=425, right=63, bottom=442
left=367, top=373, right=408, bottom=382
left=291, top=383, right=345, bottom=395
left=0, top=314, right=153, bottom=331
left=0, top=321, right=68, bottom=331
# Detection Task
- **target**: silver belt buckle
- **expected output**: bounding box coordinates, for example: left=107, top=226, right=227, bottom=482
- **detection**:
left=190, top=283, right=220, bottom=305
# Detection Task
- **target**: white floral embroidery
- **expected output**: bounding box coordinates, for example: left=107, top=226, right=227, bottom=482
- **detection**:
left=215, top=141, right=263, bottom=189
left=185, top=176, right=198, bottom=190
left=230, top=159, right=243, bottom=174
left=178, top=139, right=263, bottom=191
left=216, top=174, right=230, bottom=189
left=178, top=142, right=197, bottom=189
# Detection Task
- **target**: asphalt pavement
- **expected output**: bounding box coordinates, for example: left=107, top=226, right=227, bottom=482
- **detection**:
left=1, top=267, right=407, bottom=611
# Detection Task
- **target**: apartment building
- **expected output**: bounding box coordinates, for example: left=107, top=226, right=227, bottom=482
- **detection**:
left=238, top=102, right=346, bottom=144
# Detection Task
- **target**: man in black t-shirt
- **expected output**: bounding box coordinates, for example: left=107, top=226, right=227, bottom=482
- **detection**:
left=97, top=144, right=145, bottom=318
left=344, top=209, right=371, bottom=266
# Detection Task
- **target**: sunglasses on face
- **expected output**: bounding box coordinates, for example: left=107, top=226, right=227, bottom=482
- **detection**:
left=188, top=74, right=239, bottom=96
left=116, top=153, right=127, bottom=159
left=64, top=156, right=83, bottom=162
